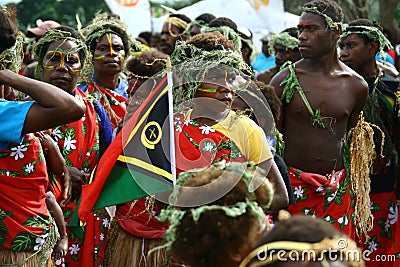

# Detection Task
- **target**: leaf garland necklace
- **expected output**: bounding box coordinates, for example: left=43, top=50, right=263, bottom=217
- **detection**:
left=280, top=62, right=329, bottom=129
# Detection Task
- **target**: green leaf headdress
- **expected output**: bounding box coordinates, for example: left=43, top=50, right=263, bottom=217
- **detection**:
left=340, top=24, right=393, bottom=59
left=302, top=6, right=342, bottom=30
left=0, top=32, right=23, bottom=73
left=268, top=32, right=298, bottom=55
left=201, top=25, right=242, bottom=52
left=33, top=28, right=90, bottom=80
left=150, top=161, right=274, bottom=254
left=171, top=39, right=253, bottom=110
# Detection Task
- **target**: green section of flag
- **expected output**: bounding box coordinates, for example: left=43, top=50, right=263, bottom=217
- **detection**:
left=93, top=164, right=173, bottom=210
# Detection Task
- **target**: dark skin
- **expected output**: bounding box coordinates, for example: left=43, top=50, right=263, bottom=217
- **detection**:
left=191, top=68, right=288, bottom=213
left=93, top=33, right=126, bottom=90
left=256, top=44, right=302, bottom=85
left=0, top=64, right=84, bottom=209
left=0, top=69, right=85, bottom=135
left=274, top=44, right=302, bottom=68
left=158, top=22, right=185, bottom=55
left=35, top=130, right=71, bottom=206
left=339, top=33, right=400, bottom=197
left=256, top=66, right=277, bottom=85
left=37, top=131, right=70, bottom=259
left=339, top=33, right=400, bottom=81
left=261, top=40, right=270, bottom=57
left=270, top=12, right=368, bottom=174
left=339, top=33, right=378, bottom=78
left=46, top=191, right=68, bottom=260
left=41, top=40, right=82, bottom=95
left=189, top=25, right=201, bottom=37
left=40, top=39, right=90, bottom=200
left=190, top=69, right=236, bottom=126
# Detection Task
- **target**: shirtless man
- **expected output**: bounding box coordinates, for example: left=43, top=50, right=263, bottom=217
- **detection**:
left=270, top=0, right=368, bottom=238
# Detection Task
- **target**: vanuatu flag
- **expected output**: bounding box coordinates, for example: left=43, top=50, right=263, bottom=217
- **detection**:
left=78, top=73, right=175, bottom=223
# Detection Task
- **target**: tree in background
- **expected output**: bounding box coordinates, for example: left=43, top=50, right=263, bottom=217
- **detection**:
left=15, top=0, right=110, bottom=31
left=13, top=0, right=201, bottom=31
left=7, top=0, right=400, bottom=44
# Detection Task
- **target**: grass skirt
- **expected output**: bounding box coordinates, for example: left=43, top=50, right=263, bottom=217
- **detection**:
left=105, top=220, right=167, bottom=267
left=0, top=249, right=54, bottom=267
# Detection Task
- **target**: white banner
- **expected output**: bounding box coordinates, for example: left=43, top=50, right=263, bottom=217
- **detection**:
left=104, top=0, right=151, bottom=37
left=247, top=0, right=285, bottom=33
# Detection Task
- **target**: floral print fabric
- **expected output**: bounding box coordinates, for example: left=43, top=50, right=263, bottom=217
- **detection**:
left=0, top=135, right=52, bottom=252
left=287, top=167, right=356, bottom=240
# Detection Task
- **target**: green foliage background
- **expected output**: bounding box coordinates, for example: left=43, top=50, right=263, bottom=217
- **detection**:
left=15, top=0, right=110, bottom=30
left=5, top=0, right=400, bottom=43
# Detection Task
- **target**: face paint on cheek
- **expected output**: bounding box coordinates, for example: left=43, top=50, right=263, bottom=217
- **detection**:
left=116, top=54, right=125, bottom=61
left=94, top=54, right=105, bottom=61
left=69, top=69, right=81, bottom=74
left=224, top=71, right=237, bottom=94
left=197, top=87, right=218, bottom=93
left=43, top=48, right=82, bottom=74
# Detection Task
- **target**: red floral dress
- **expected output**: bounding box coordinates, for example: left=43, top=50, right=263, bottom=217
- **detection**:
left=50, top=89, right=110, bottom=267
left=0, top=135, right=53, bottom=253
left=174, top=112, right=245, bottom=174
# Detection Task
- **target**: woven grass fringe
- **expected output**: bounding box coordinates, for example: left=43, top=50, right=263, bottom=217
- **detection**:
left=348, top=112, right=385, bottom=240
left=104, top=220, right=167, bottom=267
left=0, top=249, right=54, bottom=267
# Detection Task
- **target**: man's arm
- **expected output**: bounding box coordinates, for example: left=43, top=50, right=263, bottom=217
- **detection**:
left=258, top=158, right=289, bottom=216
left=348, top=76, right=369, bottom=130
left=270, top=69, right=289, bottom=133
left=0, top=70, right=86, bottom=134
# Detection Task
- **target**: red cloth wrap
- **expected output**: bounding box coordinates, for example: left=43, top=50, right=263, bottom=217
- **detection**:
left=287, top=167, right=356, bottom=240
left=115, top=199, right=168, bottom=239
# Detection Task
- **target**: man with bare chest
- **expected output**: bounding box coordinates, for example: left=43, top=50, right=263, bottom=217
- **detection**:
left=270, top=0, right=368, bottom=239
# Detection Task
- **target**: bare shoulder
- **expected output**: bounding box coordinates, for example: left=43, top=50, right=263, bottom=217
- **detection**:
left=269, top=65, right=291, bottom=89
left=338, top=62, right=368, bottom=93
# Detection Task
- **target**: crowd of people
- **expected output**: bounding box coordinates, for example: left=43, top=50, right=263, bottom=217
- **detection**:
left=0, top=0, right=399, bottom=266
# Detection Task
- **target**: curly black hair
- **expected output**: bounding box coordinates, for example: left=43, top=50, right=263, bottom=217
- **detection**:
left=346, top=19, right=384, bottom=50
left=85, top=21, right=130, bottom=57
left=186, top=31, right=235, bottom=52
left=170, top=163, right=272, bottom=267
left=303, top=0, right=344, bottom=24
left=194, top=13, right=216, bottom=24
left=125, top=50, right=168, bottom=77
left=254, top=215, right=340, bottom=267
left=209, top=16, right=238, bottom=33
